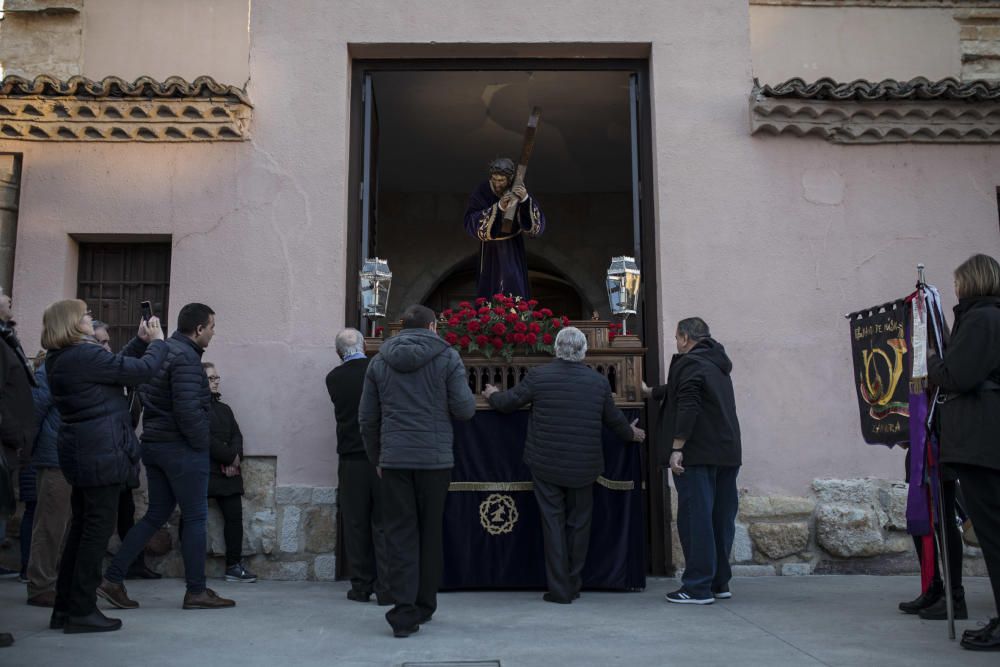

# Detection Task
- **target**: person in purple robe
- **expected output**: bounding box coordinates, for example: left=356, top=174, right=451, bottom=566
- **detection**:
left=463, top=158, right=545, bottom=299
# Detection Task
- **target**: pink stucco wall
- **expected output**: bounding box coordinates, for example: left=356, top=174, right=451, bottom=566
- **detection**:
left=5, top=1, right=999, bottom=495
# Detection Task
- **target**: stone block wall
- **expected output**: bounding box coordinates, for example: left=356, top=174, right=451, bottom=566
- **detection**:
left=121, top=457, right=340, bottom=582
left=3, top=470, right=986, bottom=582
left=670, top=477, right=987, bottom=578
left=956, top=9, right=1000, bottom=80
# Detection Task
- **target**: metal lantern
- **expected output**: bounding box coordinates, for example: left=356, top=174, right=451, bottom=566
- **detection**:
left=360, top=257, right=392, bottom=333
left=606, top=256, right=641, bottom=336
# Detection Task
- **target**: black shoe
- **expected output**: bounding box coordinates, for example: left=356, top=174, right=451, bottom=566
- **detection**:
left=0, top=633, right=12, bottom=647
left=125, top=562, right=162, bottom=580
left=49, top=610, right=69, bottom=630
left=392, top=624, right=420, bottom=638
left=917, top=590, right=967, bottom=620
left=961, top=617, right=1000, bottom=651
left=665, top=588, right=714, bottom=605
left=964, top=617, right=1000, bottom=641
left=224, top=563, right=257, bottom=583
left=898, top=584, right=942, bottom=614
left=347, top=589, right=372, bottom=603
left=64, top=609, right=123, bottom=634
left=375, top=592, right=394, bottom=607
left=542, top=592, right=572, bottom=604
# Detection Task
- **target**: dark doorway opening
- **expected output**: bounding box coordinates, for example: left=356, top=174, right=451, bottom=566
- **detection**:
left=345, top=58, right=667, bottom=578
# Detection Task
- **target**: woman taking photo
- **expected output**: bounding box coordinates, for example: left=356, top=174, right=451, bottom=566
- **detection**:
left=928, top=253, right=1000, bottom=652
left=42, top=300, right=167, bottom=634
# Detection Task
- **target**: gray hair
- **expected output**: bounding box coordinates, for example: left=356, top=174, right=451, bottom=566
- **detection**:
left=554, top=326, right=587, bottom=362
left=677, top=317, right=710, bottom=341
left=92, top=319, right=109, bottom=332
left=335, top=328, right=365, bottom=359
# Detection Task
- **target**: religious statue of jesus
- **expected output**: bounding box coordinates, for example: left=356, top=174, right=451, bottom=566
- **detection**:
left=463, top=157, right=546, bottom=299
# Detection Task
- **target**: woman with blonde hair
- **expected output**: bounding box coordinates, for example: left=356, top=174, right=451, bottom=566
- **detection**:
left=42, top=299, right=167, bottom=634
left=928, top=253, right=1000, bottom=652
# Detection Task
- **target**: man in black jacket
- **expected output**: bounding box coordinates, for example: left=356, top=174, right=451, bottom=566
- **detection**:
left=100, top=303, right=235, bottom=611
left=485, top=326, right=644, bottom=604
left=326, top=328, right=390, bottom=604
left=647, top=317, right=741, bottom=605
left=359, top=305, right=476, bottom=637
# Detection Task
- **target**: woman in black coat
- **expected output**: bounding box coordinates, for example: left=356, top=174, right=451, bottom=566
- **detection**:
left=928, top=253, right=1000, bottom=652
left=42, top=300, right=166, bottom=634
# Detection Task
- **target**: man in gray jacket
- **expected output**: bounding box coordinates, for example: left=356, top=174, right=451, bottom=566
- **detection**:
left=485, top=326, right=645, bottom=604
left=359, top=304, right=476, bottom=638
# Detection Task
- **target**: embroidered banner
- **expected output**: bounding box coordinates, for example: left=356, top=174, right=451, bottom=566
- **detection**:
left=848, top=300, right=911, bottom=445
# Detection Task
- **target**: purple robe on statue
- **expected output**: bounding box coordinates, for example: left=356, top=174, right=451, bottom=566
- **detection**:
left=463, top=180, right=545, bottom=298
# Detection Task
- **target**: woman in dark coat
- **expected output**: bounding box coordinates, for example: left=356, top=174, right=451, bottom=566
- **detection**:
left=42, top=300, right=166, bottom=634
left=204, top=362, right=255, bottom=583
left=928, top=253, right=1000, bottom=652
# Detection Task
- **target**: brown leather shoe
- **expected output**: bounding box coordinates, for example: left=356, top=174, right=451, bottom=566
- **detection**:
left=27, top=590, right=57, bottom=608
left=182, top=588, right=235, bottom=610
left=97, top=579, right=139, bottom=609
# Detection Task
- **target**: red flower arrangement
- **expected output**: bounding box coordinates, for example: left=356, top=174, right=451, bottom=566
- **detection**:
left=437, top=295, right=571, bottom=361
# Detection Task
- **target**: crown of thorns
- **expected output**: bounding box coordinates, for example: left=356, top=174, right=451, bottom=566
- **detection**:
left=488, top=158, right=515, bottom=177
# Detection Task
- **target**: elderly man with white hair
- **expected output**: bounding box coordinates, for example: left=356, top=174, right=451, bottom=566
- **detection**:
left=325, top=328, right=390, bottom=605
left=484, top=326, right=645, bottom=604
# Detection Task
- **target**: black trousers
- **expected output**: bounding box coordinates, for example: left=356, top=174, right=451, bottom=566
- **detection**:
left=338, top=458, right=389, bottom=596
left=532, top=476, right=594, bottom=602
left=117, top=486, right=135, bottom=540
left=380, top=468, right=450, bottom=630
left=179, top=494, right=244, bottom=567
left=910, top=479, right=963, bottom=591
left=55, top=484, right=121, bottom=617
left=952, top=464, right=1000, bottom=615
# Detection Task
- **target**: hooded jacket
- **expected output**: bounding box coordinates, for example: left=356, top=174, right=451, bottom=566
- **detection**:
left=928, top=296, right=1000, bottom=471
left=652, top=337, right=742, bottom=467
left=488, top=358, right=635, bottom=487
left=359, top=327, right=476, bottom=469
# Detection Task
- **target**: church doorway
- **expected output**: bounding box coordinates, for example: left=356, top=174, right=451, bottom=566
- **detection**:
left=344, top=59, right=668, bottom=576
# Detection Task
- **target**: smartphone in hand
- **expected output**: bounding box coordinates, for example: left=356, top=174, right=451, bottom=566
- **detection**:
left=140, top=301, right=153, bottom=322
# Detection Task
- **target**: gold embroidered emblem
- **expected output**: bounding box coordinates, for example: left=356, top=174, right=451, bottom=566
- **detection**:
left=478, top=493, right=519, bottom=535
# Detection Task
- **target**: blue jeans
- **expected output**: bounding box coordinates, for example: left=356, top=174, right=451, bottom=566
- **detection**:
left=674, top=464, right=740, bottom=598
left=105, top=441, right=209, bottom=593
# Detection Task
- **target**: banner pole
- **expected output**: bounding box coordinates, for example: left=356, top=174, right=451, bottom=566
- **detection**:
left=918, top=263, right=955, bottom=641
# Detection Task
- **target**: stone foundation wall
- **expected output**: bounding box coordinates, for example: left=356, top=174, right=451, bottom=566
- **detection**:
left=2, top=470, right=985, bottom=581
left=671, top=477, right=987, bottom=577
left=136, top=457, right=340, bottom=581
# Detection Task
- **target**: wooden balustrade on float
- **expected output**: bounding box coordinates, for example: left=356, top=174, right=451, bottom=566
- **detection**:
left=365, top=321, right=645, bottom=409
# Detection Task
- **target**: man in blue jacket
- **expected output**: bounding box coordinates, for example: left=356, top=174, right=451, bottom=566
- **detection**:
left=359, top=304, right=476, bottom=637
left=99, top=303, right=235, bottom=611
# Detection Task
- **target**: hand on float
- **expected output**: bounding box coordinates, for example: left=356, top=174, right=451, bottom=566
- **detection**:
left=641, top=381, right=652, bottom=398
left=630, top=418, right=645, bottom=443
left=669, top=450, right=685, bottom=476
left=483, top=384, right=499, bottom=399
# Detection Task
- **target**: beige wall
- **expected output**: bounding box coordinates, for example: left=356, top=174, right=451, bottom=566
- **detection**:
left=82, top=0, right=249, bottom=83
left=1, top=1, right=999, bottom=496
left=0, top=0, right=250, bottom=83
left=750, top=6, right=962, bottom=82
